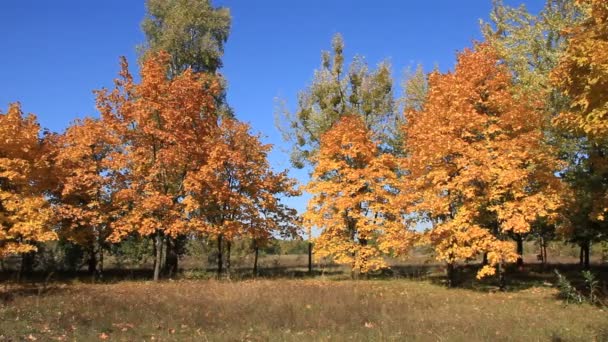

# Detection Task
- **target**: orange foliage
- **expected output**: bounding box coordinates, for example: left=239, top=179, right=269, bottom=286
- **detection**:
left=95, top=52, right=220, bottom=241
left=552, top=0, right=608, bottom=141
left=405, top=44, right=565, bottom=277
left=53, top=117, right=119, bottom=250
left=183, top=118, right=300, bottom=244
left=552, top=0, right=608, bottom=220
left=0, top=103, right=56, bottom=257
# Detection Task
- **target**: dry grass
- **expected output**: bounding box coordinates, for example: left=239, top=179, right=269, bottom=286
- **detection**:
left=1, top=279, right=606, bottom=341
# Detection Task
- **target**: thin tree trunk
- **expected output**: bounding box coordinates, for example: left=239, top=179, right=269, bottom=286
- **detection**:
left=226, top=240, right=232, bottom=279
left=217, top=234, right=223, bottom=279
left=153, top=231, right=163, bottom=281
left=253, top=242, right=259, bottom=277
left=516, top=234, right=524, bottom=268
left=308, top=241, right=313, bottom=274
left=87, top=245, right=97, bottom=275
left=19, top=251, right=35, bottom=281
left=498, top=261, right=506, bottom=291
left=482, top=252, right=488, bottom=266
left=580, top=244, right=584, bottom=266
left=164, top=236, right=178, bottom=278
left=99, top=245, right=104, bottom=280
left=24, top=251, right=35, bottom=274
left=583, top=241, right=590, bottom=270
left=540, top=237, right=547, bottom=270
left=152, top=235, right=157, bottom=273
left=543, top=239, right=548, bottom=267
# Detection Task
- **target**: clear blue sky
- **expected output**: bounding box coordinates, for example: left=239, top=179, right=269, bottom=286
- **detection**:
left=0, top=0, right=542, bottom=214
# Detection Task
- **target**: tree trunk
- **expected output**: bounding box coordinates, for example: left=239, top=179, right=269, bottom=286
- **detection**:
left=498, top=261, right=506, bottom=291
left=543, top=239, right=548, bottom=266
left=583, top=241, right=590, bottom=270
left=164, top=236, right=178, bottom=278
left=19, top=251, right=35, bottom=281
left=217, top=234, right=223, bottom=279
left=482, top=252, right=488, bottom=266
left=580, top=244, right=584, bottom=266
left=540, top=237, right=547, bottom=270
left=253, top=243, right=259, bottom=277
left=516, top=234, right=524, bottom=268
left=87, top=246, right=97, bottom=276
left=99, top=245, right=104, bottom=280
left=226, top=240, right=232, bottom=279
left=152, top=235, right=157, bottom=273
left=446, top=262, right=456, bottom=288
left=153, top=231, right=163, bottom=281
left=308, top=241, right=313, bottom=274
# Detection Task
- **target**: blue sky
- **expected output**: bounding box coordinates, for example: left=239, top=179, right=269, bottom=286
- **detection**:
left=0, top=0, right=542, bottom=214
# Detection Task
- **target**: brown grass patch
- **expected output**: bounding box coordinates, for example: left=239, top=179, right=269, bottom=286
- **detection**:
left=0, top=279, right=606, bottom=341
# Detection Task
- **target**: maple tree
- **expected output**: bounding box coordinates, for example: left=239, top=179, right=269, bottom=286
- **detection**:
left=183, top=118, right=300, bottom=277
left=404, top=44, right=565, bottom=284
left=481, top=0, right=585, bottom=264
left=139, top=0, right=234, bottom=272
left=53, top=117, right=120, bottom=275
left=0, top=103, right=56, bottom=258
left=552, top=0, right=608, bottom=228
left=552, top=0, right=608, bottom=141
left=304, top=115, right=414, bottom=276
left=96, top=52, right=220, bottom=281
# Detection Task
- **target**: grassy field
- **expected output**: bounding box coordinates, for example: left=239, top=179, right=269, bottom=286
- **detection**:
left=0, top=278, right=606, bottom=341
left=1, top=248, right=607, bottom=341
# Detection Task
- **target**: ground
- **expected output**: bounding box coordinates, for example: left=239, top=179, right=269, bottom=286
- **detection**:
left=0, top=279, right=606, bottom=341
left=1, top=247, right=607, bottom=341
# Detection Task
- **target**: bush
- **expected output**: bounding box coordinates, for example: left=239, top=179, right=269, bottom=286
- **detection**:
left=555, top=269, right=604, bottom=306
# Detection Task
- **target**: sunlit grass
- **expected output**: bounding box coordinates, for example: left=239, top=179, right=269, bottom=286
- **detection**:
left=1, top=279, right=606, bottom=341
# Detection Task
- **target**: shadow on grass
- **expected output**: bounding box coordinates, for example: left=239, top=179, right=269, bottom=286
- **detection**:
left=1, top=261, right=606, bottom=299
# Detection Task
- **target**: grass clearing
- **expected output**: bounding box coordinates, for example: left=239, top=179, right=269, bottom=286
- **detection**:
left=1, top=279, right=606, bottom=341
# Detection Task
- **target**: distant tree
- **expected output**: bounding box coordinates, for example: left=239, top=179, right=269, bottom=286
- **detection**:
left=0, top=104, right=56, bottom=264
left=481, top=0, right=583, bottom=117
left=140, top=0, right=231, bottom=76
left=183, top=118, right=300, bottom=278
left=277, top=34, right=396, bottom=168
left=389, top=64, right=430, bottom=156
left=304, top=115, right=414, bottom=277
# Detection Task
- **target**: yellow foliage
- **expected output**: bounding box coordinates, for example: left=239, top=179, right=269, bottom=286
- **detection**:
left=405, top=44, right=565, bottom=278
left=0, top=103, right=56, bottom=257
left=304, top=115, right=415, bottom=274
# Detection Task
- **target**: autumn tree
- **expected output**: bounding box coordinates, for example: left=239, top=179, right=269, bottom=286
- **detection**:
left=551, top=0, right=608, bottom=264
left=0, top=103, right=56, bottom=265
left=481, top=0, right=584, bottom=263
left=404, top=45, right=565, bottom=285
left=277, top=34, right=396, bottom=168
left=140, top=0, right=233, bottom=272
left=53, top=118, right=119, bottom=276
left=96, top=52, right=220, bottom=281
left=304, top=115, right=414, bottom=277
left=183, top=118, right=300, bottom=277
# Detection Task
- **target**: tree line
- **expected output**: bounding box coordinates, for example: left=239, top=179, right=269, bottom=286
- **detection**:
left=1, top=0, right=607, bottom=287
left=278, top=0, right=608, bottom=285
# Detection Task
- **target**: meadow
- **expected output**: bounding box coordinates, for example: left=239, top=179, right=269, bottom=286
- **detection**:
left=1, top=248, right=607, bottom=341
